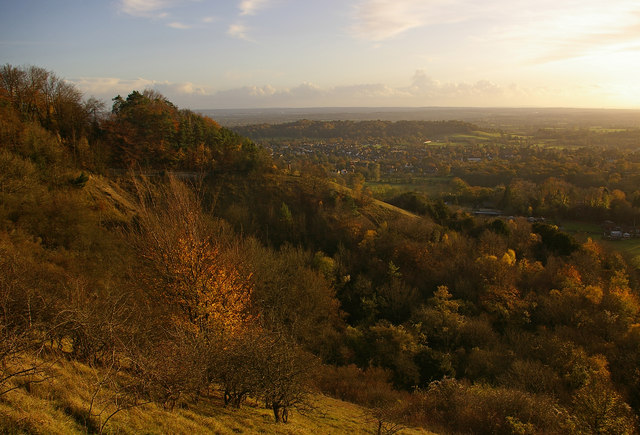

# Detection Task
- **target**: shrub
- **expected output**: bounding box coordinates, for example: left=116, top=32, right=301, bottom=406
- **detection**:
left=412, top=378, right=573, bottom=434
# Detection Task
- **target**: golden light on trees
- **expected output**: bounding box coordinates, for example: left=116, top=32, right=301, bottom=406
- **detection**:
left=145, top=234, right=254, bottom=335
left=133, top=175, right=254, bottom=337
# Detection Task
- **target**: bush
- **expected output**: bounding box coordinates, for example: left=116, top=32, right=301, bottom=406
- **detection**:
left=315, top=364, right=397, bottom=406
left=412, top=378, right=573, bottom=434
left=316, top=364, right=412, bottom=434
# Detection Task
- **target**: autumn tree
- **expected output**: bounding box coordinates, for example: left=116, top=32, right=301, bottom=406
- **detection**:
left=107, top=90, right=179, bottom=167
left=128, top=175, right=257, bottom=409
left=0, top=64, right=90, bottom=147
left=572, top=376, right=638, bottom=434
left=105, top=90, right=263, bottom=170
left=254, top=332, right=319, bottom=423
left=235, top=240, right=342, bottom=357
left=132, top=175, right=254, bottom=337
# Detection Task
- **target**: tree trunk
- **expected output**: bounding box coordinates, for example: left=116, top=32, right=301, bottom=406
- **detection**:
left=272, top=402, right=281, bottom=423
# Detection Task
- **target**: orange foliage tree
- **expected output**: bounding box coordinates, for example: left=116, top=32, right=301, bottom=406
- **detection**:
left=144, top=234, right=253, bottom=336
left=133, top=175, right=254, bottom=337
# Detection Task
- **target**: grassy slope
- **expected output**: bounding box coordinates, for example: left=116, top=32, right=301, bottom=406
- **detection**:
left=366, top=178, right=452, bottom=201
left=1, top=356, right=433, bottom=435
left=327, top=180, right=420, bottom=220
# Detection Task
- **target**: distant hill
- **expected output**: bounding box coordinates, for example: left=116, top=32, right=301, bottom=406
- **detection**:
left=199, top=107, right=640, bottom=131
left=232, top=119, right=478, bottom=142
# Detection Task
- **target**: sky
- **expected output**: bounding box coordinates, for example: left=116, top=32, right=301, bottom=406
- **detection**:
left=2, top=0, right=640, bottom=109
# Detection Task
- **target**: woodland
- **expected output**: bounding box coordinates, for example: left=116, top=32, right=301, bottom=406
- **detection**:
left=1, top=64, right=640, bottom=434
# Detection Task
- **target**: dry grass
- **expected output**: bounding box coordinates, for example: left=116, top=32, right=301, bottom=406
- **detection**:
left=0, top=355, right=434, bottom=434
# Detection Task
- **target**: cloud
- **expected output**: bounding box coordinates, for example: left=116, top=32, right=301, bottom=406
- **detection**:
left=532, top=15, right=640, bottom=63
left=229, top=0, right=278, bottom=40
left=239, top=0, right=274, bottom=16
left=349, top=0, right=640, bottom=66
left=227, top=23, right=252, bottom=40
left=351, top=0, right=427, bottom=41
left=68, top=76, right=208, bottom=105
left=350, top=0, right=475, bottom=41
left=70, top=77, right=157, bottom=97
left=118, top=0, right=205, bottom=28
left=198, top=72, right=534, bottom=108
left=477, top=1, right=640, bottom=64
left=69, top=71, right=602, bottom=110
left=167, top=21, right=191, bottom=29
left=118, top=0, right=184, bottom=17
left=156, top=81, right=208, bottom=95
left=402, top=70, right=509, bottom=104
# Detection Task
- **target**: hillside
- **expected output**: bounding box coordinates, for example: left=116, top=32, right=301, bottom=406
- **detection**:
left=0, top=354, right=431, bottom=435
left=2, top=65, right=640, bottom=435
left=200, top=107, right=640, bottom=130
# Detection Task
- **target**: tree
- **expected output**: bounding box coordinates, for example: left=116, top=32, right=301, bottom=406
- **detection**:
left=106, top=90, right=180, bottom=167
left=0, top=64, right=89, bottom=145
left=237, top=241, right=342, bottom=357
left=132, top=175, right=254, bottom=337
left=255, top=332, right=319, bottom=423
left=572, top=377, right=637, bottom=435
left=412, top=286, right=465, bottom=352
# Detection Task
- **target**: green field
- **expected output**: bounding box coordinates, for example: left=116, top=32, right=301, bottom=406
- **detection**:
left=561, top=221, right=640, bottom=258
left=367, top=177, right=452, bottom=200
left=445, top=131, right=500, bottom=145
left=601, top=238, right=640, bottom=257
left=588, top=126, right=629, bottom=133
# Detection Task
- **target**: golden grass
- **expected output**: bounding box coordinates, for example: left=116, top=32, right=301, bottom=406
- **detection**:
left=1, top=355, right=435, bottom=435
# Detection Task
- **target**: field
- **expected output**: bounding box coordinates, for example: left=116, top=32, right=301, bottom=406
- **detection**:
left=366, top=178, right=452, bottom=200
left=561, top=221, right=640, bottom=258
left=445, top=131, right=501, bottom=145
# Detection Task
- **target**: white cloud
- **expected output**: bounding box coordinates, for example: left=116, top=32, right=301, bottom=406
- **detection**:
left=350, top=0, right=472, bottom=41
left=157, top=81, right=208, bottom=95
left=118, top=0, right=206, bottom=27
left=239, top=0, right=274, bottom=16
left=71, top=77, right=156, bottom=97
left=199, top=72, right=537, bottom=108
left=472, top=1, right=640, bottom=64
left=229, top=0, right=278, bottom=40
left=118, top=0, right=182, bottom=17
left=68, top=76, right=208, bottom=106
left=167, top=21, right=191, bottom=29
left=401, top=70, right=509, bottom=104
left=227, top=23, right=252, bottom=40
left=349, top=0, right=640, bottom=62
left=68, top=71, right=615, bottom=109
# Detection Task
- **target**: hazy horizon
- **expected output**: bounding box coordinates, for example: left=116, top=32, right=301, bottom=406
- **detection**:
left=3, top=1, right=640, bottom=110
left=199, top=106, right=640, bottom=129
